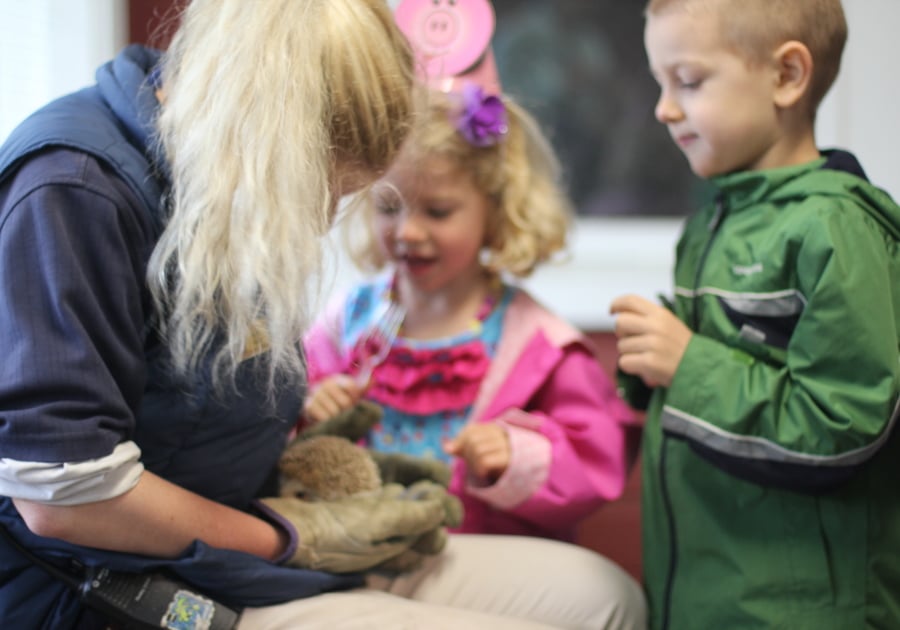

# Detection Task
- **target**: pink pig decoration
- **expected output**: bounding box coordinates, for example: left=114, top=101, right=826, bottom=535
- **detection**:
left=394, top=0, right=501, bottom=94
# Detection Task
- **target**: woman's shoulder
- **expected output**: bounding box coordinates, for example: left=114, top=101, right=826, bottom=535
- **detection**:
left=1, top=147, right=155, bottom=245
left=3, top=147, right=134, bottom=201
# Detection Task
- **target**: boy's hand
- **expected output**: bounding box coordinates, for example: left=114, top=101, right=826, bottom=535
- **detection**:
left=444, top=424, right=510, bottom=483
left=610, top=293, right=692, bottom=388
left=304, top=375, right=365, bottom=423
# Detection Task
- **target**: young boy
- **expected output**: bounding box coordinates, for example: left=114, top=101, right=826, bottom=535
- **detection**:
left=610, top=1, right=900, bottom=628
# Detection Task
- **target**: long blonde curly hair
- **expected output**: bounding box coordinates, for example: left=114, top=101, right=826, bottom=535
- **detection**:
left=148, top=0, right=414, bottom=394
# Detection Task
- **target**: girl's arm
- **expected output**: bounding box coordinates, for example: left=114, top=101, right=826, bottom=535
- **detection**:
left=301, top=298, right=362, bottom=423
left=465, top=343, right=636, bottom=532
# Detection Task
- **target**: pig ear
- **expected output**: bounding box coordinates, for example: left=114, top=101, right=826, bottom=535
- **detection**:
left=393, top=0, right=502, bottom=95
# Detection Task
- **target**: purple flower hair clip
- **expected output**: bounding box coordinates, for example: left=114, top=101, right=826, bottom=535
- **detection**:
left=453, top=83, right=508, bottom=147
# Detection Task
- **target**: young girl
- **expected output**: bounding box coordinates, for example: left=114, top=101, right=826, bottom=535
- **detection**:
left=303, top=84, right=639, bottom=543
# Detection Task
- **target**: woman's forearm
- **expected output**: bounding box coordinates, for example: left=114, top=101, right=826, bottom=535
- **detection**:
left=13, top=471, right=287, bottom=561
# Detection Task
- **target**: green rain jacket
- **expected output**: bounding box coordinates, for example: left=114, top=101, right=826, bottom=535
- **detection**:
left=626, top=151, right=900, bottom=630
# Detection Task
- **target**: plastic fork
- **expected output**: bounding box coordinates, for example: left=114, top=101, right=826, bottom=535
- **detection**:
left=355, top=302, right=406, bottom=387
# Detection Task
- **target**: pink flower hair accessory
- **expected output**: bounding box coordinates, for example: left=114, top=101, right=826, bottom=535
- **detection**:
left=453, top=83, right=508, bottom=147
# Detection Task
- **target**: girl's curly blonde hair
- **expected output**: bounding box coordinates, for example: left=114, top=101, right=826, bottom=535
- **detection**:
left=347, top=87, right=573, bottom=279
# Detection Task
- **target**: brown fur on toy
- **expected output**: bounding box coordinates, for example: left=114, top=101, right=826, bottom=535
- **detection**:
left=295, top=401, right=453, bottom=488
left=276, top=430, right=465, bottom=574
left=278, top=435, right=381, bottom=501
left=298, top=400, right=384, bottom=443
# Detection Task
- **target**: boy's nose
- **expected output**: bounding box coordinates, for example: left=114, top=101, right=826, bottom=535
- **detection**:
left=654, top=91, right=682, bottom=124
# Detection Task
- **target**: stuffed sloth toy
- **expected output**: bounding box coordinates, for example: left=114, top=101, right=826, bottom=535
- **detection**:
left=274, top=401, right=463, bottom=573
left=278, top=434, right=382, bottom=501
left=282, top=400, right=453, bottom=490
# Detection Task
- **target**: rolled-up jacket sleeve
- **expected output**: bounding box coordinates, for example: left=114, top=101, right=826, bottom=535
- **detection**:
left=0, top=441, right=143, bottom=505
left=0, top=151, right=152, bottom=504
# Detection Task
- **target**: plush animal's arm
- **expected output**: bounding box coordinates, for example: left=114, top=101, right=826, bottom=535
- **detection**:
left=292, top=401, right=452, bottom=488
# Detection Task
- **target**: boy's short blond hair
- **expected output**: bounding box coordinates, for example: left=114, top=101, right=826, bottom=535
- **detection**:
left=646, top=0, right=847, bottom=115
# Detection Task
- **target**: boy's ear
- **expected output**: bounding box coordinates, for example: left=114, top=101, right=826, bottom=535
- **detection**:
left=772, top=41, right=813, bottom=108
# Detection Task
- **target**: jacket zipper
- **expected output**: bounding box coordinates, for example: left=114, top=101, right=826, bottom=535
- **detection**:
left=660, top=192, right=727, bottom=630
left=659, top=436, right=677, bottom=630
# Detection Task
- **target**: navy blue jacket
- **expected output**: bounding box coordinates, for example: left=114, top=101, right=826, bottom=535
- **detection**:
left=0, top=45, right=360, bottom=629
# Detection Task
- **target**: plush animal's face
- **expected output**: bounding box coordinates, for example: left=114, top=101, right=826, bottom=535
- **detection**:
left=278, top=435, right=381, bottom=502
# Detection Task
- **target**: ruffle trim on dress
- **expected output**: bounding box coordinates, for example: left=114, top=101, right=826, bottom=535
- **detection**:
left=360, top=339, right=490, bottom=414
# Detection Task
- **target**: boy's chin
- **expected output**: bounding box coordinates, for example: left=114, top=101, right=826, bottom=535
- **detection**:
left=686, top=157, right=735, bottom=179
left=679, top=150, right=713, bottom=178
left=686, top=162, right=719, bottom=179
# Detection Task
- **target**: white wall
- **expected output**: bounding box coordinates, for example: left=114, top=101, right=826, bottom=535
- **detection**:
left=1, top=0, right=896, bottom=330
left=0, top=0, right=127, bottom=142
left=816, top=0, right=900, bottom=202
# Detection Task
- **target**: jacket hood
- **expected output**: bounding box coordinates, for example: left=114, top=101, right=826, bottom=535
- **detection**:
left=95, top=44, right=163, bottom=152
left=713, top=149, right=900, bottom=242
left=820, top=149, right=900, bottom=241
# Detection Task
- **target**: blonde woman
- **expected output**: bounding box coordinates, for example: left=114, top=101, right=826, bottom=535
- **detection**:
left=0, top=1, right=637, bottom=628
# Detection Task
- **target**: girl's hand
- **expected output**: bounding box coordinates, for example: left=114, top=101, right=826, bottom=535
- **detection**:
left=443, top=424, right=510, bottom=483
left=609, top=293, right=692, bottom=388
left=303, top=375, right=365, bottom=423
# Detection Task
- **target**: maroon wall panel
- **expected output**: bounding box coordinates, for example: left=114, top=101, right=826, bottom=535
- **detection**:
left=128, top=0, right=183, bottom=48
left=579, top=332, right=643, bottom=582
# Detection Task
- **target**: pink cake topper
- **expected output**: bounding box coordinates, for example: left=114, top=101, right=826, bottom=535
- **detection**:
left=394, top=0, right=501, bottom=94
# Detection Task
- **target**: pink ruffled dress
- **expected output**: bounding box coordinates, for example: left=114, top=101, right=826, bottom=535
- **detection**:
left=347, top=284, right=511, bottom=464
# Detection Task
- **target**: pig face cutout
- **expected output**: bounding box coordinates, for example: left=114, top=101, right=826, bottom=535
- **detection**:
left=395, top=0, right=500, bottom=93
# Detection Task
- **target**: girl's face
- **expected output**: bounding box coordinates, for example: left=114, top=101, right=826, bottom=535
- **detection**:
left=645, top=8, right=782, bottom=177
left=371, top=154, right=492, bottom=296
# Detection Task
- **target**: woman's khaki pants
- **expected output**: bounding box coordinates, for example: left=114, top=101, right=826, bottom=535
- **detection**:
left=238, top=534, right=646, bottom=629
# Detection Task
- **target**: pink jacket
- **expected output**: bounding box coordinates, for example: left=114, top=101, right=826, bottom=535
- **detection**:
left=304, top=288, right=637, bottom=541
